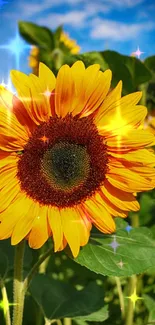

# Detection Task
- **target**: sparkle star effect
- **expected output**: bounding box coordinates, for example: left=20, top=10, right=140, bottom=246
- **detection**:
left=117, top=259, right=124, bottom=269
left=133, top=46, right=144, bottom=59
left=39, top=135, right=49, bottom=144
left=126, top=288, right=143, bottom=309
left=0, top=31, right=31, bottom=69
left=0, top=299, right=18, bottom=316
left=109, top=235, right=120, bottom=253
left=125, top=224, right=132, bottom=233
left=0, top=76, right=16, bottom=94
left=103, top=103, right=131, bottom=149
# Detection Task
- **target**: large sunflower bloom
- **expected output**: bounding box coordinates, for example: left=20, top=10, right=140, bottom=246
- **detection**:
left=0, top=62, right=155, bottom=257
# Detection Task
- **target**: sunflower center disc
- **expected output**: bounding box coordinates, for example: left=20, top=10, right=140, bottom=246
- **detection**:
left=17, top=115, right=108, bottom=208
left=41, top=142, right=90, bottom=191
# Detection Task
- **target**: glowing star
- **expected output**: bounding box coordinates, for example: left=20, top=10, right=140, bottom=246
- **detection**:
left=0, top=79, right=6, bottom=87
left=126, top=288, right=143, bottom=309
left=125, top=225, right=132, bottom=233
left=0, top=0, right=8, bottom=9
left=102, top=104, right=131, bottom=148
left=133, top=46, right=144, bottom=59
left=43, top=89, right=52, bottom=97
left=109, top=235, right=120, bottom=253
left=0, top=31, right=31, bottom=69
left=0, top=299, right=17, bottom=316
left=117, top=260, right=124, bottom=269
left=40, top=135, right=49, bottom=144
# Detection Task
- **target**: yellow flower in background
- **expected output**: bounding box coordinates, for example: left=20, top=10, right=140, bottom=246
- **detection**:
left=144, top=115, right=155, bottom=135
left=28, top=46, right=39, bottom=69
left=0, top=61, right=155, bottom=257
left=28, top=32, right=80, bottom=72
left=60, top=31, right=80, bottom=54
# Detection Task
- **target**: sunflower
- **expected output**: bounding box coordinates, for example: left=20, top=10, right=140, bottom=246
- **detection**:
left=60, top=31, right=80, bottom=54
left=0, top=61, right=155, bottom=257
left=28, top=46, right=39, bottom=74
left=144, top=114, right=155, bottom=135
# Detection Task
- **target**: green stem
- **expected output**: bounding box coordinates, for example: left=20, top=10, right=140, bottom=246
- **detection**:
left=36, top=248, right=51, bottom=325
left=115, top=277, right=125, bottom=319
left=12, top=241, right=25, bottom=325
left=125, top=275, right=137, bottom=325
left=139, top=83, right=147, bottom=106
left=64, top=318, right=72, bottom=325
left=0, top=278, right=11, bottom=325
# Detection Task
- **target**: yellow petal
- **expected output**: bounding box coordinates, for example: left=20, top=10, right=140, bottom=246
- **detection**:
left=0, top=195, right=31, bottom=240
left=95, top=80, right=122, bottom=124
left=61, top=208, right=81, bottom=257
left=55, top=65, right=74, bottom=117
left=108, top=149, right=155, bottom=167
left=48, top=207, right=63, bottom=252
left=28, top=206, right=50, bottom=249
left=107, top=166, right=154, bottom=192
left=101, top=180, right=140, bottom=212
left=11, top=199, right=37, bottom=245
left=106, top=130, right=155, bottom=152
left=83, top=194, right=116, bottom=233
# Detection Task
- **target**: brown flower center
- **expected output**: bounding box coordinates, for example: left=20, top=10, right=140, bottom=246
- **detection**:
left=17, top=115, right=108, bottom=207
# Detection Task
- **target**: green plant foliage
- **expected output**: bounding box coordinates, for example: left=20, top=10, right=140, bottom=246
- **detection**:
left=19, top=21, right=55, bottom=50
left=30, top=274, right=108, bottom=320
left=74, top=219, right=155, bottom=277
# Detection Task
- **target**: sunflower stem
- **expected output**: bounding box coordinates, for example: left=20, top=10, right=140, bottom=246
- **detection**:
left=36, top=247, right=51, bottom=325
left=115, top=277, right=125, bottom=319
left=0, top=278, right=11, bottom=325
left=64, top=318, right=72, bottom=325
left=12, top=240, right=25, bottom=325
left=125, top=275, right=137, bottom=325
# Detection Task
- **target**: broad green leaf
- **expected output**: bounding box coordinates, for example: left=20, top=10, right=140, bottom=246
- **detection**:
left=75, top=305, right=109, bottom=322
left=74, top=219, right=155, bottom=277
left=0, top=240, right=33, bottom=271
left=30, top=274, right=105, bottom=319
left=0, top=250, right=8, bottom=279
left=101, top=51, right=152, bottom=93
left=139, top=193, right=155, bottom=226
left=19, top=21, right=54, bottom=50
left=145, top=56, right=155, bottom=74
left=54, top=25, right=63, bottom=46
left=143, top=294, right=155, bottom=322
left=124, top=55, right=152, bottom=87
left=63, top=52, right=108, bottom=71
left=101, top=50, right=134, bottom=93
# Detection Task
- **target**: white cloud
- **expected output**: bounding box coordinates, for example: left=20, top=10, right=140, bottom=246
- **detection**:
left=18, top=0, right=84, bottom=18
left=37, top=11, right=88, bottom=28
left=90, top=19, right=155, bottom=41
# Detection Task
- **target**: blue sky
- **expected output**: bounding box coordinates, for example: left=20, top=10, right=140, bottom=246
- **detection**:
left=0, top=0, right=155, bottom=84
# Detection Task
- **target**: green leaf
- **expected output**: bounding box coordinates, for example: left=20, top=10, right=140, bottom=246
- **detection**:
left=0, top=240, right=33, bottom=272
left=74, top=219, right=155, bottom=277
left=101, top=50, right=134, bottom=93
left=144, top=56, right=155, bottom=74
left=75, top=305, right=109, bottom=322
left=18, top=21, right=55, bottom=50
left=124, top=55, right=152, bottom=87
left=100, top=51, right=152, bottom=93
left=63, top=52, right=108, bottom=71
left=139, top=193, right=155, bottom=226
left=143, top=294, right=155, bottom=322
left=30, top=274, right=105, bottom=319
left=0, top=250, right=9, bottom=279
left=54, top=25, right=63, bottom=47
